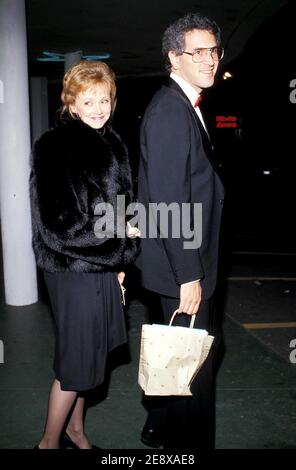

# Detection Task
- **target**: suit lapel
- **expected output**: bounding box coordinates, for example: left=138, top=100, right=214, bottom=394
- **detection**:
left=164, top=78, right=220, bottom=174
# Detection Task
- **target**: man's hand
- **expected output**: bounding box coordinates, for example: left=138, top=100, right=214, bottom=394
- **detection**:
left=178, top=281, right=202, bottom=315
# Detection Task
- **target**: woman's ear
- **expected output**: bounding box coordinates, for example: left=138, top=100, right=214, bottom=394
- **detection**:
left=69, top=104, right=77, bottom=115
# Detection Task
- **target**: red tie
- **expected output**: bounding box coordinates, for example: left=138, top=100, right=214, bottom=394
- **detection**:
left=194, top=95, right=202, bottom=107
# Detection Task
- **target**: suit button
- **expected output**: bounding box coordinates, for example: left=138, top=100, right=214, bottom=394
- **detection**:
left=219, top=199, right=224, bottom=204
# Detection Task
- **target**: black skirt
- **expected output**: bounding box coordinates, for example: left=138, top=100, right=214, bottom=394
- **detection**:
left=44, top=271, right=127, bottom=392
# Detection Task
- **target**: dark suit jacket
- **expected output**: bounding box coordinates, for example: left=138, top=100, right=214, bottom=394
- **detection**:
left=137, top=78, right=225, bottom=299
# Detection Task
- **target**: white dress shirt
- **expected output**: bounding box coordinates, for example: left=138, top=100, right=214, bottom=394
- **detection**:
left=170, top=72, right=209, bottom=135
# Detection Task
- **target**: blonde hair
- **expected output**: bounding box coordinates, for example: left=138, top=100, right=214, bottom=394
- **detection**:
left=61, top=61, right=117, bottom=118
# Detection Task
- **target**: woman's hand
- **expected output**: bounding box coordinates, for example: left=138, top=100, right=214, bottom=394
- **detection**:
left=126, top=222, right=141, bottom=238
left=117, top=271, right=125, bottom=285
left=117, top=271, right=126, bottom=305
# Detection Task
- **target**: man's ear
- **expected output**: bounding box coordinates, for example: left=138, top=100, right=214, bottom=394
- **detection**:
left=168, top=51, right=180, bottom=71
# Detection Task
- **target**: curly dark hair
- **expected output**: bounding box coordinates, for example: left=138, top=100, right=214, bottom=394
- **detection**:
left=162, top=12, right=222, bottom=70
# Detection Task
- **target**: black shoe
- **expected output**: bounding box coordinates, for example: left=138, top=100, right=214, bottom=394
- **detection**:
left=60, top=432, right=101, bottom=450
left=60, top=432, right=79, bottom=449
left=141, top=426, right=164, bottom=448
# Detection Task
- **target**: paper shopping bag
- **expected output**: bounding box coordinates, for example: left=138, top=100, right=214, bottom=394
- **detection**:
left=138, top=310, right=214, bottom=396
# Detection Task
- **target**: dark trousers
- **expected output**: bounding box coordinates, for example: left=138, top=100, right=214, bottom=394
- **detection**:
left=144, top=296, right=216, bottom=450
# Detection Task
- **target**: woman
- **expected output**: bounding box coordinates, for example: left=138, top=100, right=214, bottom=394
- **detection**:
left=30, top=61, right=139, bottom=449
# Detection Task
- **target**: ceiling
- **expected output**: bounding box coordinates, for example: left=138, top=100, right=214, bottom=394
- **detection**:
left=26, top=0, right=288, bottom=80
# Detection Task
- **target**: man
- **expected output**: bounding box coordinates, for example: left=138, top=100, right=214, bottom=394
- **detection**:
left=137, top=12, right=225, bottom=449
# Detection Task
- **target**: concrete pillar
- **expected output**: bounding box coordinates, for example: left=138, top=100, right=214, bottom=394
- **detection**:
left=0, top=0, right=38, bottom=305
left=64, top=51, right=82, bottom=72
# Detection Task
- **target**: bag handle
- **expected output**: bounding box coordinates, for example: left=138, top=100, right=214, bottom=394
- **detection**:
left=169, top=309, right=196, bottom=328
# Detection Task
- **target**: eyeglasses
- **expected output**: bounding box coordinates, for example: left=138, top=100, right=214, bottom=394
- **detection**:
left=182, top=47, right=224, bottom=62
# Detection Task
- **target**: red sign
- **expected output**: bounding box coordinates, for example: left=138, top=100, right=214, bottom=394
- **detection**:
left=216, top=115, right=238, bottom=128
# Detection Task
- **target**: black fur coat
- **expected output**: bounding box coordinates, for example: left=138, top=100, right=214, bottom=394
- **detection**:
left=30, top=117, right=136, bottom=272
